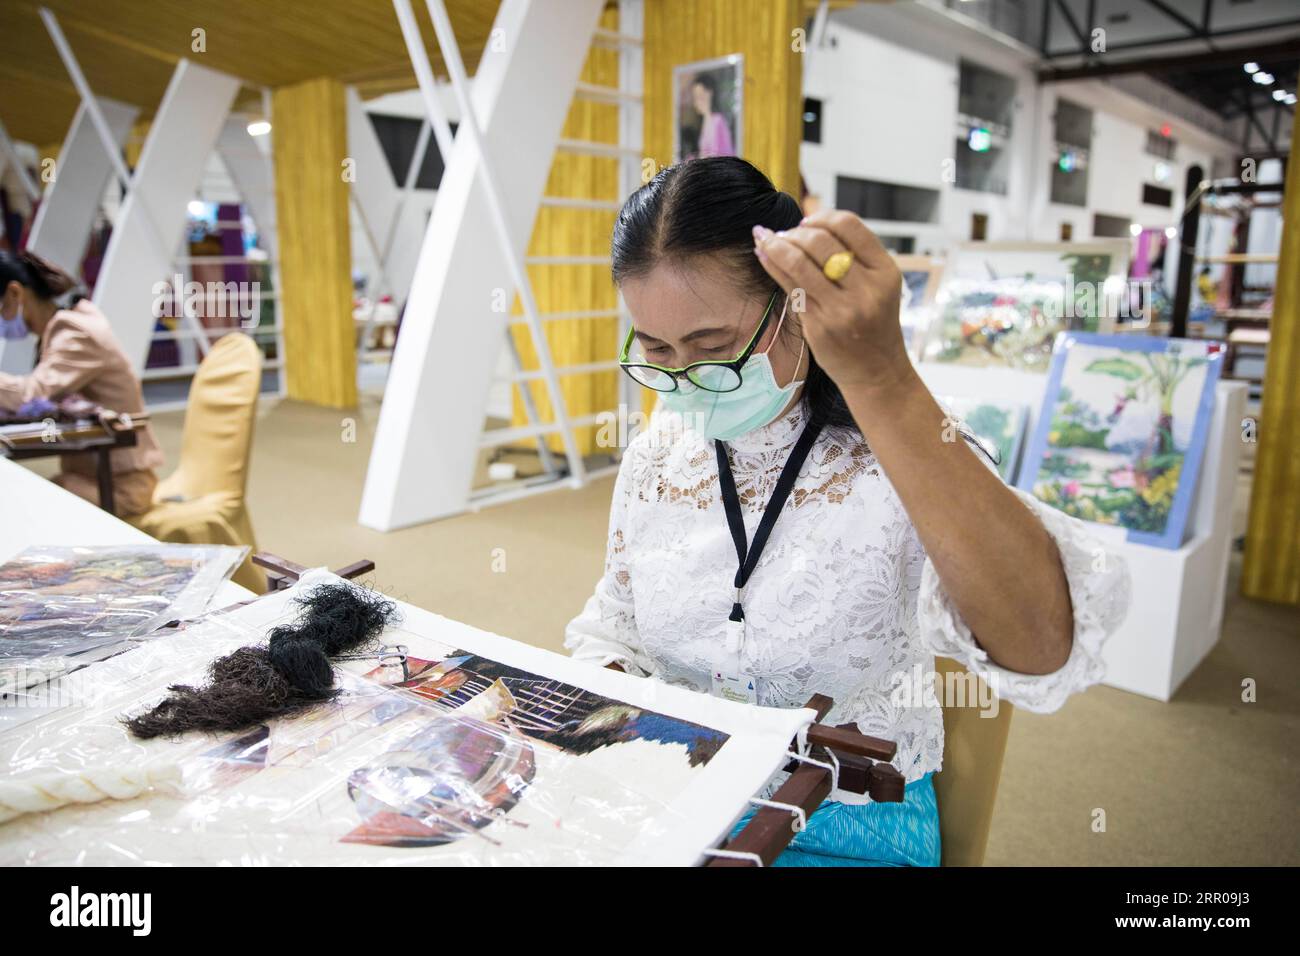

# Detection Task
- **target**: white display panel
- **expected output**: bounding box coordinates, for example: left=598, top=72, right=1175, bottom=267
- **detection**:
left=92, top=60, right=241, bottom=371
left=27, top=97, right=138, bottom=275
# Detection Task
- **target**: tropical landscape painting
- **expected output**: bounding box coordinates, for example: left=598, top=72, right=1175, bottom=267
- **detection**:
left=921, top=242, right=1128, bottom=372
left=1017, top=333, right=1222, bottom=549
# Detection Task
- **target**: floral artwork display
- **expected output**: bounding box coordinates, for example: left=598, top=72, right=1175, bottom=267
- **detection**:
left=939, top=396, right=1027, bottom=481
left=921, top=276, right=1070, bottom=371
left=1016, top=333, right=1223, bottom=549
left=920, top=242, right=1129, bottom=372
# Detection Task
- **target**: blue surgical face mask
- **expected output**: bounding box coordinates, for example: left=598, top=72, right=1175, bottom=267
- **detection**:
left=0, top=303, right=28, bottom=340
left=659, top=299, right=806, bottom=442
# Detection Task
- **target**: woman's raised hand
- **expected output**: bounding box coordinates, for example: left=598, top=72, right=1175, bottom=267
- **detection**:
left=752, top=211, right=911, bottom=393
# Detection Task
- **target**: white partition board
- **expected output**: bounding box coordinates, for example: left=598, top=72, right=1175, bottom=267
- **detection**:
left=359, top=0, right=605, bottom=530
left=27, top=97, right=138, bottom=274
left=92, top=60, right=241, bottom=371
left=215, top=118, right=276, bottom=261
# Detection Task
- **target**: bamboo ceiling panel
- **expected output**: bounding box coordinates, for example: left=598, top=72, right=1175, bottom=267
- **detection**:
left=0, top=0, right=500, bottom=144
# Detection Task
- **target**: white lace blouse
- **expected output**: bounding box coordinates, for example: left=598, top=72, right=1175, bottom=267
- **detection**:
left=565, top=399, right=1131, bottom=795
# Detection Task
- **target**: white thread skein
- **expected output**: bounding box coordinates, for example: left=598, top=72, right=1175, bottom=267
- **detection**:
left=0, top=762, right=182, bottom=824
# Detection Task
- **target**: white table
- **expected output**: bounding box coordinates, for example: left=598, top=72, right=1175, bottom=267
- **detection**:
left=0, top=458, right=254, bottom=728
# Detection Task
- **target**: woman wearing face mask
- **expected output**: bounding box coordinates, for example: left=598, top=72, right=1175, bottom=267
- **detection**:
left=565, top=158, right=1130, bottom=866
left=0, top=250, right=163, bottom=515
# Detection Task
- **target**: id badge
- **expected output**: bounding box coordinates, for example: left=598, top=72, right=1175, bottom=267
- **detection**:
left=711, top=669, right=758, bottom=705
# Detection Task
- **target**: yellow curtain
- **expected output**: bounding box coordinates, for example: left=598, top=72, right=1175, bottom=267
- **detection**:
left=271, top=76, right=357, bottom=409
left=1241, top=116, right=1300, bottom=605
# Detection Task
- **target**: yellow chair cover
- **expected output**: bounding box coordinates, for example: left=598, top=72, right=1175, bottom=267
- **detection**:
left=932, top=657, right=1014, bottom=866
left=129, top=333, right=265, bottom=591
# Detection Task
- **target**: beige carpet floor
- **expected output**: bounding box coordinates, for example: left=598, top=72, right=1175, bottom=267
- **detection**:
left=22, top=393, right=1300, bottom=865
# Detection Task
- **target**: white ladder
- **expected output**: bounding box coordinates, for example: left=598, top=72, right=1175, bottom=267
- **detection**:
left=480, top=1, right=645, bottom=502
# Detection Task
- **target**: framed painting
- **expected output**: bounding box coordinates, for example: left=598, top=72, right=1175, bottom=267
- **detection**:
left=919, top=240, right=1132, bottom=372
left=896, top=254, right=946, bottom=309
left=1016, top=333, right=1223, bottom=549
left=673, top=54, right=743, bottom=162
left=896, top=254, right=947, bottom=356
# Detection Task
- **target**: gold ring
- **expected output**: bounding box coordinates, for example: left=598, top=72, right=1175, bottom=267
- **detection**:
left=822, top=250, right=853, bottom=282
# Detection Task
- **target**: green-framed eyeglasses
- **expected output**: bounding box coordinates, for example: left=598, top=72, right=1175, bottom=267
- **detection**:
left=618, top=289, right=780, bottom=393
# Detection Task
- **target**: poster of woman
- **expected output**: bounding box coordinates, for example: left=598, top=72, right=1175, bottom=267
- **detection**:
left=673, top=54, right=743, bottom=162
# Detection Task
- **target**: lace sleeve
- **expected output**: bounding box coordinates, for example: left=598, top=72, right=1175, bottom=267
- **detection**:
left=563, top=447, right=655, bottom=676
left=915, top=487, right=1131, bottom=714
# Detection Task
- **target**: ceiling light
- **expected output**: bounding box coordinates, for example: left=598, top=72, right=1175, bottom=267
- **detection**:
left=187, top=200, right=206, bottom=217
left=1165, top=227, right=1178, bottom=239
left=1274, top=89, right=1288, bottom=101
left=247, top=121, right=272, bottom=136
left=1253, top=72, right=1274, bottom=85
left=1129, top=223, right=1143, bottom=237
left=1244, top=63, right=1259, bottom=74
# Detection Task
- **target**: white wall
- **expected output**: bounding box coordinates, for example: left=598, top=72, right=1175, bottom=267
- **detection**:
left=1030, top=77, right=1234, bottom=242
left=802, top=2, right=1240, bottom=263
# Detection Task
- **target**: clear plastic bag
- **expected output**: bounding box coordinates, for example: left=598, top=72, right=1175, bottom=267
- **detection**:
left=0, top=573, right=813, bottom=865
left=0, top=544, right=247, bottom=663
left=0, top=617, right=691, bottom=864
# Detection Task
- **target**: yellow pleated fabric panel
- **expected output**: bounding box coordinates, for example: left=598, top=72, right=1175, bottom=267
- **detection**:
left=271, top=76, right=358, bottom=409
left=124, top=119, right=152, bottom=170
left=643, top=0, right=803, bottom=195
left=1241, top=118, right=1300, bottom=605
left=510, top=5, right=621, bottom=455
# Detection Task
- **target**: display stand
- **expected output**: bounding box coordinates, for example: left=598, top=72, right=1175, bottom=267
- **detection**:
left=1096, top=380, right=1247, bottom=700
left=915, top=361, right=1248, bottom=702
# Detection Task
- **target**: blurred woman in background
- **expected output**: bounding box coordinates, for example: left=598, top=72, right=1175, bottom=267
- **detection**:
left=0, top=250, right=163, bottom=515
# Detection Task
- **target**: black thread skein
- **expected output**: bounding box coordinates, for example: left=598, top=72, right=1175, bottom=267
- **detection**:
left=124, top=582, right=399, bottom=739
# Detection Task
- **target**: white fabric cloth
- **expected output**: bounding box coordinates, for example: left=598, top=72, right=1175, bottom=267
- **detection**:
left=565, top=400, right=1131, bottom=784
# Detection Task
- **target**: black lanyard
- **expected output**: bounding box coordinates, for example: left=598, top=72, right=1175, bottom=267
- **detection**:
left=714, top=419, right=823, bottom=625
